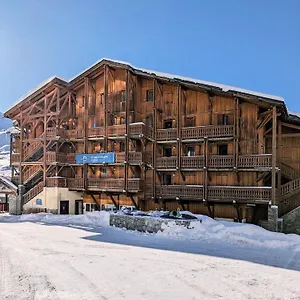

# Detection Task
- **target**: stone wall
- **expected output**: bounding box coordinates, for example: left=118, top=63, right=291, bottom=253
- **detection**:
left=282, top=206, right=300, bottom=235
left=110, top=214, right=194, bottom=233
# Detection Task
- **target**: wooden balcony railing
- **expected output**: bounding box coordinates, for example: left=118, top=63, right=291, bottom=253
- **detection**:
left=157, top=157, right=177, bottom=169
left=11, top=153, right=20, bottom=164
left=108, top=125, right=126, bottom=136
left=129, top=123, right=154, bottom=140
left=65, top=129, right=85, bottom=139
left=23, top=165, right=42, bottom=183
left=157, top=128, right=177, bottom=141
left=181, top=156, right=204, bottom=169
left=156, top=154, right=272, bottom=170
left=181, top=125, right=234, bottom=140
left=24, top=142, right=42, bottom=161
left=88, top=127, right=105, bottom=138
left=281, top=177, right=300, bottom=199
left=207, top=186, right=271, bottom=202
left=45, top=152, right=76, bottom=164
left=208, top=155, right=234, bottom=169
left=46, top=177, right=67, bottom=188
left=238, top=154, right=272, bottom=169
left=23, top=182, right=44, bottom=204
left=156, top=185, right=204, bottom=199
left=280, top=162, right=300, bottom=180
left=87, top=178, right=142, bottom=192
left=67, top=178, right=84, bottom=190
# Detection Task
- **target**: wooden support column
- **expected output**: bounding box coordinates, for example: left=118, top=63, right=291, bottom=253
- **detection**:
left=277, top=119, right=282, bottom=198
left=235, top=98, right=240, bottom=169
left=83, top=78, right=89, bottom=154
left=152, top=79, right=158, bottom=202
left=204, top=137, right=208, bottom=202
left=19, top=111, right=24, bottom=184
left=104, top=65, right=109, bottom=152
left=43, top=96, right=47, bottom=186
left=124, top=70, right=130, bottom=192
left=271, top=106, right=277, bottom=205
left=177, top=85, right=181, bottom=174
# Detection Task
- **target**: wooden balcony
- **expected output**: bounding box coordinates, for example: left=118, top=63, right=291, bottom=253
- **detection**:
left=45, top=152, right=76, bottom=164
left=156, top=154, right=272, bottom=171
left=207, top=186, right=271, bottom=203
left=87, top=178, right=143, bottom=192
left=156, top=185, right=204, bottom=199
left=46, top=177, right=67, bottom=188
left=115, top=152, right=143, bottom=164
left=154, top=184, right=271, bottom=203
left=65, top=129, right=85, bottom=139
left=157, top=157, right=177, bottom=170
left=108, top=125, right=126, bottom=137
left=129, top=123, right=154, bottom=140
left=181, top=125, right=234, bottom=141
left=88, top=127, right=105, bottom=138
left=156, top=128, right=177, bottom=142
left=67, top=178, right=84, bottom=190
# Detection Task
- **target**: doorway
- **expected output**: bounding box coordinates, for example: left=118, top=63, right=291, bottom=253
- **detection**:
left=75, top=200, right=83, bottom=215
left=60, top=200, right=69, bottom=214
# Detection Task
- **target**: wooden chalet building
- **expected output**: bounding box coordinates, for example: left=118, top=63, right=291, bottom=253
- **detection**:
left=4, top=58, right=300, bottom=223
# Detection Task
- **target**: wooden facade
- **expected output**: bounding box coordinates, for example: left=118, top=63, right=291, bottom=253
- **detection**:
left=5, top=59, right=300, bottom=222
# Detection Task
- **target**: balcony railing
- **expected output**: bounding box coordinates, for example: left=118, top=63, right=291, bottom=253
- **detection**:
left=157, top=157, right=177, bottom=169
left=67, top=178, right=84, bottom=190
left=156, top=185, right=204, bottom=199
left=156, top=154, right=272, bottom=170
left=207, top=186, right=271, bottom=202
left=156, top=128, right=177, bottom=141
left=65, top=129, right=85, bottom=139
left=88, top=127, right=105, bottom=138
left=181, top=125, right=234, bottom=140
left=23, top=182, right=44, bottom=204
left=181, top=156, right=204, bottom=169
left=108, top=125, right=126, bottom=136
left=238, top=154, right=272, bottom=169
left=23, top=141, right=43, bottom=161
left=46, top=177, right=67, bottom=188
left=45, top=152, right=76, bottom=164
left=129, top=123, right=154, bottom=140
left=115, top=152, right=143, bottom=164
left=87, top=178, right=142, bottom=192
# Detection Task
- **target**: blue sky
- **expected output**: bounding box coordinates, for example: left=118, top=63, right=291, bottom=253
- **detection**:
left=0, top=0, right=299, bottom=112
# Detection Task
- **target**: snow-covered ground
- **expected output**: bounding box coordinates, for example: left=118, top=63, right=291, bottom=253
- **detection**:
left=0, top=212, right=300, bottom=300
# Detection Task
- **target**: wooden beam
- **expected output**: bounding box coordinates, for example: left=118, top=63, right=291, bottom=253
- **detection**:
left=281, top=122, right=300, bottom=131
left=271, top=106, right=277, bottom=205
left=129, top=195, right=139, bottom=209
left=257, top=110, right=272, bottom=130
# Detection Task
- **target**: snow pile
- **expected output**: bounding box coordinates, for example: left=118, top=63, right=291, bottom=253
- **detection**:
left=0, top=211, right=111, bottom=228
left=156, top=215, right=300, bottom=249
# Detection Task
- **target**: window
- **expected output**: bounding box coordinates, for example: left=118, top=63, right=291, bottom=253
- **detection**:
left=120, top=142, right=125, bottom=152
left=146, top=114, right=153, bottom=127
left=223, top=114, right=229, bottom=125
left=185, top=117, right=195, bottom=127
left=120, top=117, right=126, bottom=124
left=146, top=89, right=153, bottom=102
left=164, top=147, right=172, bottom=157
left=163, top=174, right=172, bottom=185
left=99, top=93, right=104, bottom=105
left=218, top=144, right=228, bottom=155
left=120, top=90, right=126, bottom=102
left=164, top=119, right=173, bottom=129
left=187, top=146, right=195, bottom=157
left=101, top=168, right=107, bottom=178
left=85, top=204, right=91, bottom=212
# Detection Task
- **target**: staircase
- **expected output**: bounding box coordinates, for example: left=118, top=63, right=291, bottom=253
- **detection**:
left=278, top=162, right=300, bottom=216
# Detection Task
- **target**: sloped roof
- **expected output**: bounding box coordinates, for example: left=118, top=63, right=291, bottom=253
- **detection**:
left=4, top=58, right=299, bottom=120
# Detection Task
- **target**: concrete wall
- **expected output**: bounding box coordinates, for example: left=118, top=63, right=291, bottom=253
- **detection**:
left=23, top=187, right=83, bottom=214
left=110, top=214, right=195, bottom=233
left=282, top=206, right=300, bottom=235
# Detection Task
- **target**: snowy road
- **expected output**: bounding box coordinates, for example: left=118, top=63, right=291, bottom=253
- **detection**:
left=0, top=214, right=300, bottom=300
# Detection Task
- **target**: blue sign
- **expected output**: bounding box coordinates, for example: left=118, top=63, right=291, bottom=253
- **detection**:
left=76, top=152, right=115, bottom=164
left=36, top=199, right=42, bottom=205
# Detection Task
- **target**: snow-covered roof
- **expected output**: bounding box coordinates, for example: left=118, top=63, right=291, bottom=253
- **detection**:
left=5, top=58, right=299, bottom=120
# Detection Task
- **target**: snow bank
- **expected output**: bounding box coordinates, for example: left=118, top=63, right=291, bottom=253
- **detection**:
left=156, top=215, right=300, bottom=249
left=0, top=212, right=110, bottom=228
